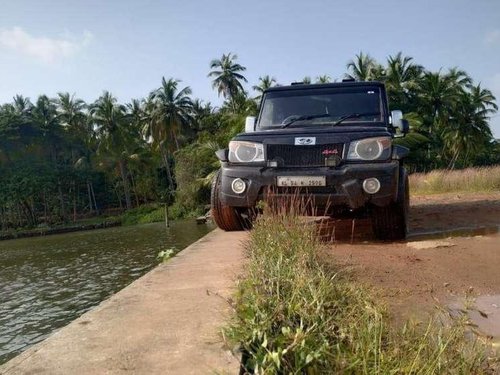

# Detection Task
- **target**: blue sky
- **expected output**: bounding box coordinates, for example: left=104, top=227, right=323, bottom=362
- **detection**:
left=1, top=0, right=499, bottom=136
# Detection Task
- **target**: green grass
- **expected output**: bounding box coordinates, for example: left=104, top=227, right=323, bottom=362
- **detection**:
left=224, top=204, right=498, bottom=374
left=410, top=166, right=500, bottom=195
left=118, top=202, right=204, bottom=225
left=0, top=202, right=203, bottom=239
left=118, top=204, right=166, bottom=225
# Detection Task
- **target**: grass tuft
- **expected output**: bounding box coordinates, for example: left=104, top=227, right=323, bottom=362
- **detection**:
left=410, top=166, right=500, bottom=195
left=224, top=201, right=498, bottom=374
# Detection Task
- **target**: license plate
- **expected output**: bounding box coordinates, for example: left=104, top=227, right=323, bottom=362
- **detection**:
left=277, top=176, right=326, bottom=187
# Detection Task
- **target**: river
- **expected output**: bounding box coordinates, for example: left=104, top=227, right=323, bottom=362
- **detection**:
left=0, top=221, right=213, bottom=365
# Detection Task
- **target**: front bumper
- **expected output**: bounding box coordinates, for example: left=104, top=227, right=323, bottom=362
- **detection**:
left=219, top=161, right=400, bottom=210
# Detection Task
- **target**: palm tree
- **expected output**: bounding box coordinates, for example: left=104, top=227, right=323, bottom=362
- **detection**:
left=229, top=91, right=258, bottom=115
left=301, top=76, right=312, bottom=84
left=143, top=78, right=193, bottom=189
left=208, top=53, right=247, bottom=110
left=191, top=99, right=213, bottom=131
left=441, top=86, right=497, bottom=168
left=417, top=71, right=460, bottom=133
left=252, top=75, right=277, bottom=100
left=469, top=84, right=498, bottom=116
left=315, top=75, right=331, bottom=83
left=32, top=95, right=62, bottom=162
left=447, top=67, right=472, bottom=90
left=417, top=67, right=492, bottom=168
left=56, top=93, right=87, bottom=130
left=384, top=52, right=423, bottom=111
left=31, top=95, right=68, bottom=219
left=90, top=91, right=134, bottom=210
left=55, top=93, right=91, bottom=218
left=127, top=98, right=147, bottom=133
left=385, top=53, right=423, bottom=87
left=12, top=95, right=33, bottom=118
left=33, top=95, right=58, bottom=130
left=56, top=93, right=91, bottom=156
left=0, top=100, right=36, bottom=167
left=346, top=52, right=383, bottom=81
left=147, top=77, right=193, bottom=151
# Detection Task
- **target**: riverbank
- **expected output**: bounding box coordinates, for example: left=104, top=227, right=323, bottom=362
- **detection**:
left=0, top=220, right=121, bottom=241
left=0, top=228, right=242, bottom=374
left=0, top=203, right=207, bottom=242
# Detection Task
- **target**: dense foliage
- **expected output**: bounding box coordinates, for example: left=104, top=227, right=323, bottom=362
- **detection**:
left=0, top=52, right=498, bottom=229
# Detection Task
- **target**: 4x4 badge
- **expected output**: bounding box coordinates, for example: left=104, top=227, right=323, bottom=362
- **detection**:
left=294, top=137, right=316, bottom=145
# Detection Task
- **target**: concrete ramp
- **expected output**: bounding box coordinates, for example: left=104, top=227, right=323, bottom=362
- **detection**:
left=0, top=229, right=246, bottom=375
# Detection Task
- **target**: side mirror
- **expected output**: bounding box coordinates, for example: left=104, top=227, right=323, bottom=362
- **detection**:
left=390, top=110, right=409, bottom=136
left=245, top=116, right=256, bottom=133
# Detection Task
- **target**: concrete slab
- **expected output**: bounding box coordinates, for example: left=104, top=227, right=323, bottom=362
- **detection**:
left=0, top=229, right=247, bottom=375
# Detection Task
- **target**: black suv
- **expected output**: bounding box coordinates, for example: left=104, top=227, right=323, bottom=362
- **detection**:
left=210, top=81, right=410, bottom=240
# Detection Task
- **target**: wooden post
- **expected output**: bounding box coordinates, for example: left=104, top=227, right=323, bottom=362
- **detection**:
left=165, top=204, right=169, bottom=228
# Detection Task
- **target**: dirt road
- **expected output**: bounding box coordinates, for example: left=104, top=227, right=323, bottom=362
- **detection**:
left=322, top=192, right=500, bottom=339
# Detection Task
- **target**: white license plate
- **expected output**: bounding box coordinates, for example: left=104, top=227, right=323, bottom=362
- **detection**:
left=277, top=176, right=326, bottom=187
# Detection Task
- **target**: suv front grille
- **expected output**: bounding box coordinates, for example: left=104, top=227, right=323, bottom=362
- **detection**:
left=266, top=144, right=344, bottom=167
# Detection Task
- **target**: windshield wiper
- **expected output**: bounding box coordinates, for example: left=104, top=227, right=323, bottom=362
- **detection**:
left=331, top=111, right=381, bottom=126
left=281, top=113, right=332, bottom=128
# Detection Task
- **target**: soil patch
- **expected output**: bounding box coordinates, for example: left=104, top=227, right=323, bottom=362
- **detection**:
left=322, top=192, right=500, bottom=332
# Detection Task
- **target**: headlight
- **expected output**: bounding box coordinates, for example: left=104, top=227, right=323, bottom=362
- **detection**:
left=228, top=141, right=265, bottom=163
left=347, top=137, right=391, bottom=160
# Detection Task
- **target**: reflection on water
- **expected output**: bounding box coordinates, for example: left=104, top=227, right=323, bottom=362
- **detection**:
left=450, top=294, right=500, bottom=354
left=468, top=295, right=500, bottom=340
left=0, top=221, right=213, bottom=364
left=315, top=217, right=499, bottom=244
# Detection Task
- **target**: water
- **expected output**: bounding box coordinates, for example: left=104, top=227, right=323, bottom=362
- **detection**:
left=407, top=225, right=499, bottom=241
left=0, top=221, right=213, bottom=365
left=450, top=294, right=500, bottom=354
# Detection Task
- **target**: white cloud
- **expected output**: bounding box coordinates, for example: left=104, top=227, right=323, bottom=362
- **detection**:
left=484, top=29, right=500, bottom=45
left=0, top=27, right=93, bottom=64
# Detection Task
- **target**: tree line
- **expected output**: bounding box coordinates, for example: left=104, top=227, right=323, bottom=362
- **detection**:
left=0, top=51, right=498, bottom=229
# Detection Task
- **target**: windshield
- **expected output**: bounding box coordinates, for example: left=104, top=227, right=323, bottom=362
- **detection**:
left=258, top=86, right=385, bottom=129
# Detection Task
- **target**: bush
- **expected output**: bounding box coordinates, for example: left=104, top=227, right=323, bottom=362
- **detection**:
left=167, top=200, right=204, bottom=220
left=171, top=112, right=249, bottom=219
left=172, top=142, right=216, bottom=217
left=119, top=204, right=164, bottom=225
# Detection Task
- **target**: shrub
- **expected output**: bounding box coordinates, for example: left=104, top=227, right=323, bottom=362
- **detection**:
left=119, top=204, right=164, bottom=225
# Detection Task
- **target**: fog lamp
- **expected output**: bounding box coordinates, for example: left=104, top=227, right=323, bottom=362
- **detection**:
left=231, top=178, right=246, bottom=194
left=362, top=178, right=380, bottom=194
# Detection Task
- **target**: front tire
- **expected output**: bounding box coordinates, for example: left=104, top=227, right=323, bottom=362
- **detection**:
left=210, top=170, right=252, bottom=231
left=371, top=168, right=409, bottom=241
